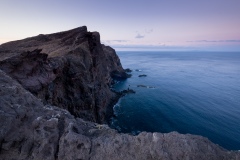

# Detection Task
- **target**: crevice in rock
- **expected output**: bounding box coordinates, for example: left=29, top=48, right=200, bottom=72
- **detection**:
left=88, top=139, right=93, bottom=160
left=27, top=142, right=34, bottom=159
left=93, top=98, right=100, bottom=123
left=54, top=117, right=65, bottom=160
left=0, top=139, right=4, bottom=154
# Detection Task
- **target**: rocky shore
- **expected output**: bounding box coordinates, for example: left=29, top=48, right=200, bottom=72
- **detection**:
left=0, top=26, right=239, bottom=159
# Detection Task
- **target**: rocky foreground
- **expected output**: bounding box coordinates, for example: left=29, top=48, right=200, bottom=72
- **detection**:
left=0, top=27, right=239, bottom=160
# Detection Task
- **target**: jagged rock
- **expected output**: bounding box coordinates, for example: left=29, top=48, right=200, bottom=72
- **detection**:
left=0, top=26, right=127, bottom=123
left=138, top=74, right=147, bottom=77
left=120, top=89, right=136, bottom=94
left=137, top=84, right=155, bottom=88
left=111, top=70, right=131, bottom=80
left=124, top=68, right=132, bottom=72
left=0, top=69, right=239, bottom=160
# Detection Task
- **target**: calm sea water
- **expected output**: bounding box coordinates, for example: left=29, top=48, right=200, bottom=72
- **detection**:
left=110, top=51, right=240, bottom=150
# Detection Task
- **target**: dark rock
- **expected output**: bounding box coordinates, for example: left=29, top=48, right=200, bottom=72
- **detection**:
left=138, top=74, right=147, bottom=77
left=111, top=70, right=131, bottom=80
left=137, top=85, right=147, bottom=87
left=120, top=89, right=136, bottom=95
left=137, top=85, right=155, bottom=88
left=124, top=68, right=132, bottom=72
left=135, top=69, right=142, bottom=72
left=0, top=26, right=126, bottom=123
left=0, top=69, right=239, bottom=160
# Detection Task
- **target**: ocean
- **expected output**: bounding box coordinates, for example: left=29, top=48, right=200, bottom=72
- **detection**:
left=110, top=51, right=240, bottom=150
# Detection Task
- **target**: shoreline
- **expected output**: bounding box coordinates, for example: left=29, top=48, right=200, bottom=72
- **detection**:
left=106, top=85, right=135, bottom=125
left=0, top=26, right=239, bottom=159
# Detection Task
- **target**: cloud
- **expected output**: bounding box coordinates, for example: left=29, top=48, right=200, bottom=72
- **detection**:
left=107, top=43, right=240, bottom=52
left=145, top=29, right=153, bottom=34
left=135, top=34, right=145, bottom=39
left=135, top=29, right=153, bottom=39
left=224, top=40, right=240, bottom=42
left=187, top=40, right=240, bottom=43
left=110, top=40, right=129, bottom=43
left=102, top=40, right=129, bottom=44
left=111, top=44, right=198, bottom=51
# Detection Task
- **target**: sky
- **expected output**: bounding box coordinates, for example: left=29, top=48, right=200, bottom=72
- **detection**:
left=0, top=0, right=240, bottom=51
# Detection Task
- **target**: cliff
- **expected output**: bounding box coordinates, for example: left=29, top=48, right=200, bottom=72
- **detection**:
left=0, top=26, right=128, bottom=123
left=0, top=27, right=239, bottom=160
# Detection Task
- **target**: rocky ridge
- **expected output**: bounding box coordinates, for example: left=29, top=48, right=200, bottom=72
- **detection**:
left=0, top=26, right=128, bottom=123
left=0, top=27, right=239, bottom=159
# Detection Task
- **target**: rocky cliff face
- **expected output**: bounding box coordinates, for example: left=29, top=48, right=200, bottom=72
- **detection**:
left=0, top=26, right=128, bottom=123
left=0, top=70, right=239, bottom=160
left=0, top=27, right=239, bottom=160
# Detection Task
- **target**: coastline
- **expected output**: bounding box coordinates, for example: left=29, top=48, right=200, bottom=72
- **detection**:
left=0, top=27, right=239, bottom=159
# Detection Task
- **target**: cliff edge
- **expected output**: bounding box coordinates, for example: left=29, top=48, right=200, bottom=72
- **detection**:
left=0, top=27, right=239, bottom=160
left=0, top=26, right=128, bottom=123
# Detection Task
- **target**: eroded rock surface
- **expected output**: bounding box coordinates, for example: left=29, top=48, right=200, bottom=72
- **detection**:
left=0, top=70, right=239, bottom=160
left=0, top=26, right=128, bottom=123
left=0, top=27, right=240, bottom=160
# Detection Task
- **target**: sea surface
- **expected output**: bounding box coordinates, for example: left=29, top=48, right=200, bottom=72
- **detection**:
left=110, top=51, right=240, bottom=150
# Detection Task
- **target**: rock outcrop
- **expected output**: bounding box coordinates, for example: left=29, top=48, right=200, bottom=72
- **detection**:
left=0, top=27, right=239, bottom=160
left=0, top=26, right=128, bottom=123
left=0, top=70, right=239, bottom=160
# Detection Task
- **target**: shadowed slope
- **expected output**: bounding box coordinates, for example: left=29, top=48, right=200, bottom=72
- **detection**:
left=0, top=26, right=128, bottom=123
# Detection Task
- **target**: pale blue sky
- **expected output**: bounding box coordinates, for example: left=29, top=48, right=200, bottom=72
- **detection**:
left=0, top=0, right=240, bottom=51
